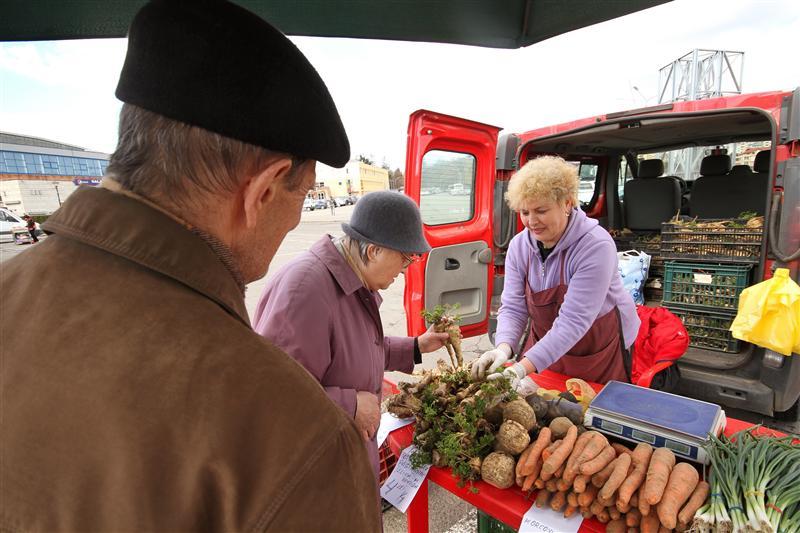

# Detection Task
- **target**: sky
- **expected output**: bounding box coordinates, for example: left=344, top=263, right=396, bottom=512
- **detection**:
left=1, top=0, right=799, bottom=170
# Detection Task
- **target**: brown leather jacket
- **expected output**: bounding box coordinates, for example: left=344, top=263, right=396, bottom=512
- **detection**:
left=0, top=186, right=381, bottom=532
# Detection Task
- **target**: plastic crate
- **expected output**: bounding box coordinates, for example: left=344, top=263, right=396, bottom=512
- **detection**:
left=662, top=262, right=751, bottom=311
left=664, top=304, right=742, bottom=353
left=378, top=441, right=398, bottom=484
left=660, top=219, right=763, bottom=264
left=477, top=510, right=517, bottom=533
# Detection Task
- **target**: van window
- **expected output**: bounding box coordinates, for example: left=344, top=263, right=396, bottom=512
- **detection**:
left=419, top=150, right=475, bottom=226
left=577, top=162, right=599, bottom=205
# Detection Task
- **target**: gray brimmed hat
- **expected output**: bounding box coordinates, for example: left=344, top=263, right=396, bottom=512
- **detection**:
left=342, top=191, right=431, bottom=254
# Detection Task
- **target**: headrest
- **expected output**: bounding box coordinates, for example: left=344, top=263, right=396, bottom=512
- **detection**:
left=754, top=150, right=771, bottom=173
left=729, top=164, right=754, bottom=176
left=638, top=159, right=664, bottom=179
left=700, top=154, right=731, bottom=176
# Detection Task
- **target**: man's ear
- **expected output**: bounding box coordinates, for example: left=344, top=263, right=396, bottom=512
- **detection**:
left=241, top=157, right=293, bottom=229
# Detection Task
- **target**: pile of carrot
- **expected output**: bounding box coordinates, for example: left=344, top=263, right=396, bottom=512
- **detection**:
left=516, top=428, right=709, bottom=533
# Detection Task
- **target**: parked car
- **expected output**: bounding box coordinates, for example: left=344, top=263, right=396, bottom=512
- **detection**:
left=302, top=198, right=315, bottom=211
left=314, top=198, right=328, bottom=210
left=334, top=196, right=350, bottom=207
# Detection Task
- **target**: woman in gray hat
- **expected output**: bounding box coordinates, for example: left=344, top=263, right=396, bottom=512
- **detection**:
left=253, top=190, right=449, bottom=483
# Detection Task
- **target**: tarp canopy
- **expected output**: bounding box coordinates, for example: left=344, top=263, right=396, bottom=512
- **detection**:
left=1, top=0, right=668, bottom=48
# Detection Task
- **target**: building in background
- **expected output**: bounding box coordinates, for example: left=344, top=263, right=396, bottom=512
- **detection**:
left=0, top=131, right=109, bottom=216
left=316, top=160, right=390, bottom=198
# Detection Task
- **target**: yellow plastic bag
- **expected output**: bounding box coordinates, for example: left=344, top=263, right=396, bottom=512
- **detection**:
left=730, top=269, right=800, bottom=356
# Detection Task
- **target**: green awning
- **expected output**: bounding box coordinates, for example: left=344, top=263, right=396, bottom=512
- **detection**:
left=1, top=0, right=668, bottom=48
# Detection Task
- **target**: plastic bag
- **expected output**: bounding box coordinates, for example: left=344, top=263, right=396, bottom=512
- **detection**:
left=618, top=250, right=651, bottom=305
left=730, top=268, right=800, bottom=356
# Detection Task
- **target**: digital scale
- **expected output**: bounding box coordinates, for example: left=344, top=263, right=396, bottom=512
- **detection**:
left=584, top=381, right=726, bottom=464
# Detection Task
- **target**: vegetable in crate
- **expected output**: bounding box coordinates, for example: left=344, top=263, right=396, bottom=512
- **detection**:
left=421, top=304, right=463, bottom=368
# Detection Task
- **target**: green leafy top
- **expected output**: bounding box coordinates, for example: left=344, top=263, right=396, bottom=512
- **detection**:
left=421, top=304, right=462, bottom=325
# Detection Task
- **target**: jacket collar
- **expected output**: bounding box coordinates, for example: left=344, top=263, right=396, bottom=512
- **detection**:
left=42, top=186, right=251, bottom=327
left=310, top=235, right=369, bottom=297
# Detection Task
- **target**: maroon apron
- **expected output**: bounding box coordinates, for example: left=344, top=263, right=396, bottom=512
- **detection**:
left=522, top=248, right=629, bottom=384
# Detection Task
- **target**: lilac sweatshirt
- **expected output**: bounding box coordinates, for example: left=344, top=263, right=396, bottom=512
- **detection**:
left=495, top=208, right=640, bottom=371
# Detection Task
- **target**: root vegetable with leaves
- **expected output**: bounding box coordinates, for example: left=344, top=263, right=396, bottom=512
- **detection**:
left=386, top=364, right=517, bottom=485
left=421, top=305, right=463, bottom=368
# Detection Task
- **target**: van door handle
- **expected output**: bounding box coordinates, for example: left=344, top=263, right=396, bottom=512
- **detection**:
left=445, top=258, right=460, bottom=270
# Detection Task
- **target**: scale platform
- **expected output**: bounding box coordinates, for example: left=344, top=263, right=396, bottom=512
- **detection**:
left=585, top=381, right=725, bottom=464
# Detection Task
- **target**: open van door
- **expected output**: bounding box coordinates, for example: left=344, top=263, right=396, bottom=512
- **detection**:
left=403, top=110, right=501, bottom=337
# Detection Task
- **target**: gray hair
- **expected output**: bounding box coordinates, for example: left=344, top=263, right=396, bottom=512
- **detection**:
left=106, top=104, right=307, bottom=211
left=340, top=235, right=373, bottom=264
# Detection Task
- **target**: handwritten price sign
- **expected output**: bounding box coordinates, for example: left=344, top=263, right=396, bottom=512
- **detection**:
left=379, top=445, right=431, bottom=513
left=518, top=501, right=582, bottom=533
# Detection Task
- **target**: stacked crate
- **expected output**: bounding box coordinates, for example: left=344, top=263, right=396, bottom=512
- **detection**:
left=659, top=218, right=763, bottom=353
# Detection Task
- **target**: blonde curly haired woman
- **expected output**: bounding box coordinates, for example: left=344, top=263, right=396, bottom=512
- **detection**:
left=472, top=156, right=640, bottom=386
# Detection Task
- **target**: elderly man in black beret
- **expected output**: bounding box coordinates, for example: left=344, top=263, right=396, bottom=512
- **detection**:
left=0, top=0, right=381, bottom=530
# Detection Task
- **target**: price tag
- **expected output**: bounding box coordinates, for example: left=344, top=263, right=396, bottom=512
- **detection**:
left=518, top=501, right=582, bottom=533
left=693, top=273, right=713, bottom=284
left=379, top=445, right=431, bottom=513
left=376, top=412, right=414, bottom=448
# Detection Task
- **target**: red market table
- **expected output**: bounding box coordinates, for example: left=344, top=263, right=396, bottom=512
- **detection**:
left=385, top=370, right=768, bottom=533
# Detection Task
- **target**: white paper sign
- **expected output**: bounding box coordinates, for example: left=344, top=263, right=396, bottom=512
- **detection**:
left=376, top=412, right=414, bottom=448
left=694, top=272, right=713, bottom=284
left=379, top=445, right=431, bottom=513
left=518, top=501, right=582, bottom=533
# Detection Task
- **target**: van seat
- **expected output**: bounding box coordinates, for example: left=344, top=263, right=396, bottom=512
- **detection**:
left=624, top=159, right=682, bottom=231
left=729, top=164, right=754, bottom=176
left=690, top=154, right=768, bottom=218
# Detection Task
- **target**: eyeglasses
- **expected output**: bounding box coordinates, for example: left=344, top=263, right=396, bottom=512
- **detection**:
left=400, top=252, right=423, bottom=268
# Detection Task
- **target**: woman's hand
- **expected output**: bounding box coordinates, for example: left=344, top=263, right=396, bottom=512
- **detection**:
left=355, top=391, right=380, bottom=441
left=417, top=324, right=451, bottom=353
left=470, top=344, right=513, bottom=379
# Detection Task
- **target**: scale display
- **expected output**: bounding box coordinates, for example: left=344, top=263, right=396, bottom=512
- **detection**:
left=585, top=381, right=725, bottom=464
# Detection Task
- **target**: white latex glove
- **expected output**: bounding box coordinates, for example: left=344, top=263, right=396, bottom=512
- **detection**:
left=517, top=376, right=538, bottom=397
left=471, top=344, right=513, bottom=380
left=487, top=362, right=527, bottom=390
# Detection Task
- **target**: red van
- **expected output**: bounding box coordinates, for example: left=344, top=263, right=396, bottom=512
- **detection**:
left=403, top=88, right=800, bottom=418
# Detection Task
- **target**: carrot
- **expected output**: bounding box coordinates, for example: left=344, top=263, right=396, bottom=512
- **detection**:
left=618, top=442, right=654, bottom=506
left=521, top=427, right=551, bottom=475
left=638, top=485, right=651, bottom=516
left=577, top=484, right=599, bottom=508
left=596, top=507, right=611, bottom=524
left=521, top=474, right=537, bottom=493
left=563, top=430, right=594, bottom=482
left=630, top=492, right=639, bottom=508
left=626, top=508, right=642, bottom=527
left=541, top=439, right=562, bottom=462
left=545, top=479, right=558, bottom=493
left=657, top=527, right=672, bottom=533
left=534, top=489, right=551, bottom=508
left=640, top=513, right=660, bottom=533
left=564, top=505, right=578, bottom=518
left=609, top=507, right=621, bottom=521
left=616, top=498, right=631, bottom=514
left=556, top=477, right=571, bottom=492
left=573, top=474, right=590, bottom=493
left=643, top=448, right=677, bottom=505
left=612, top=442, right=633, bottom=456
left=573, top=431, right=609, bottom=465
left=677, top=480, right=710, bottom=526
left=517, top=427, right=552, bottom=477
left=534, top=478, right=545, bottom=489
left=541, top=425, right=578, bottom=480
left=567, top=491, right=579, bottom=508
left=554, top=463, right=566, bottom=479
left=580, top=445, right=616, bottom=475
left=656, top=463, right=700, bottom=529
left=592, top=458, right=619, bottom=488
left=550, top=491, right=567, bottom=513
left=606, top=519, right=627, bottom=533
left=590, top=500, right=605, bottom=517
left=581, top=507, right=593, bottom=519
left=597, top=491, right=615, bottom=508
left=599, top=453, right=632, bottom=501
left=516, top=444, right=534, bottom=485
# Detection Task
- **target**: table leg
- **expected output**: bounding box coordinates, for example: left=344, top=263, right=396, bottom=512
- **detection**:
left=406, top=480, right=429, bottom=533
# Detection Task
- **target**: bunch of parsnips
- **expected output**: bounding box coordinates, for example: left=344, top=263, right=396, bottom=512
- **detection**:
left=693, top=428, right=800, bottom=533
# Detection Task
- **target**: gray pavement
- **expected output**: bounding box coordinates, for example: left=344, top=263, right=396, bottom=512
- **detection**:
left=2, top=204, right=797, bottom=532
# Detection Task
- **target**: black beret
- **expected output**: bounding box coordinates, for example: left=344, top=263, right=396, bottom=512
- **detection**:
left=116, top=0, right=350, bottom=167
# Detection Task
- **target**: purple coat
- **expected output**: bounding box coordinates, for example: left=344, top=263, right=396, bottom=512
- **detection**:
left=253, top=235, right=415, bottom=479
left=495, top=208, right=640, bottom=372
